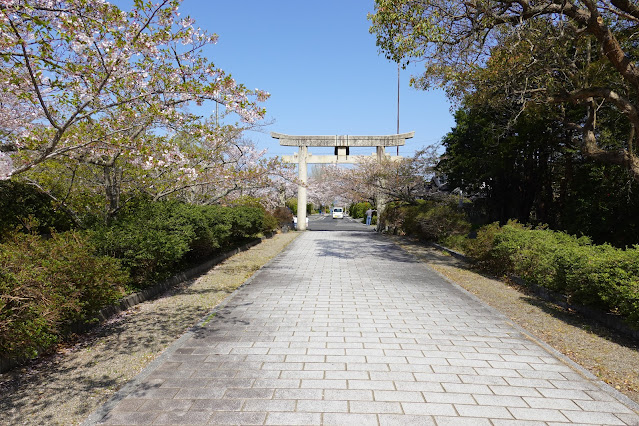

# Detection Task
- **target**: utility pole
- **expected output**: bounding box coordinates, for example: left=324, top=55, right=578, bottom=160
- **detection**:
left=397, top=63, right=400, bottom=155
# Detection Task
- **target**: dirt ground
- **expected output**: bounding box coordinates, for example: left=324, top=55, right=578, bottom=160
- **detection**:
left=389, top=235, right=639, bottom=406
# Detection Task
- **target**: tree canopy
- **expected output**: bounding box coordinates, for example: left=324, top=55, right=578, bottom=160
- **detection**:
left=0, top=0, right=293, bottom=223
left=369, top=0, right=639, bottom=179
left=0, top=0, right=268, bottom=179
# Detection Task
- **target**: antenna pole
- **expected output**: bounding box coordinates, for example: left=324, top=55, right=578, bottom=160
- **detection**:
left=397, top=63, right=400, bottom=155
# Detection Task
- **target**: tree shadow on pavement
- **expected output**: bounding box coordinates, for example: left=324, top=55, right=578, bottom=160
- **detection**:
left=0, top=290, right=222, bottom=424
left=314, top=233, right=419, bottom=263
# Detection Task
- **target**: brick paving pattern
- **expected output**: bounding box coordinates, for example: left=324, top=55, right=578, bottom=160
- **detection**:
left=86, top=231, right=639, bottom=425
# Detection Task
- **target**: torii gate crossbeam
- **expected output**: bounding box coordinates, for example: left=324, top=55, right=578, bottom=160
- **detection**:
left=272, top=131, right=414, bottom=231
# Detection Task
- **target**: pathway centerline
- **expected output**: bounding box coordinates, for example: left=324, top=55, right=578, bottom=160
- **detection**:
left=86, top=231, right=639, bottom=425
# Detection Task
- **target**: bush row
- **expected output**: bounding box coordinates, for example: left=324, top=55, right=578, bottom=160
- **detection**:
left=0, top=232, right=128, bottom=360
left=1, top=200, right=276, bottom=362
left=464, top=221, right=639, bottom=329
left=380, top=199, right=471, bottom=243
left=91, top=200, right=274, bottom=286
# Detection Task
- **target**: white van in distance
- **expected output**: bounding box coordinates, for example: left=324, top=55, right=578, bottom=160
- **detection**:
left=332, top=207, right=344, bottom=219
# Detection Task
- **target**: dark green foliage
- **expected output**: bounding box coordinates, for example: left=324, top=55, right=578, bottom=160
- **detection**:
left=229, top=206, right=267, bottom=239
left=0, top=180, right=74, bottom=238
left=465, top=221, right=639, bottom=328
left=441, top=105, right=639, bottom=248
left=90, top=200, right=270, bottom=287
left=380, top=199, right=471, bottom=242
left=558, top=163, right=639, bottom=247
left=90, top=200, right=197, bottom=286
left=349, top=202, right=373, bottom=219
left=262, top=212, right=279, bottom=232
left=271, top=206, right=293, bottom=227
left=415, top=202, right=471, bottom=241
left=0, top=231, right=128, bottom=360
left=440, top=106, right=564, bottom=227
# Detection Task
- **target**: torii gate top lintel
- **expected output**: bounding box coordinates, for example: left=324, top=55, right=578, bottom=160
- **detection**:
left=270, top=131, right=414, bottom=147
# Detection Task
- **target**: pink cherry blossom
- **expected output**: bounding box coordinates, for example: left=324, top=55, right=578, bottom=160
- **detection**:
left=0, top=0, right=269, bottom=180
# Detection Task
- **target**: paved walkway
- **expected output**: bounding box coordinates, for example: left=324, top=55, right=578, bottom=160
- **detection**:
left=85, top=231, right=639, bottom=425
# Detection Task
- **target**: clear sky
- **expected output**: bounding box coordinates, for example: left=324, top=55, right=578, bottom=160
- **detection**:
left=118, top=0, right=456, bottom=158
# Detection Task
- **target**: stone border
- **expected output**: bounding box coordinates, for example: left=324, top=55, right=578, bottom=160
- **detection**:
left=429, top=242, right=639, bottom=341
left=0, top=232, right=275, bottom=375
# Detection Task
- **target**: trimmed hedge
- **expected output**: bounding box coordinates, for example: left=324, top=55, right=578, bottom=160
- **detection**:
left=90, top=200, right=273, bottom=287
left=1, top=200, right=276, bottom=363
left=380, top=199, right=471, bottom=242
left=0, top=231, right=128, bottom=360
left=0, top=180, right=74, bottom=238
left=465, top=221, right=639, bottom=329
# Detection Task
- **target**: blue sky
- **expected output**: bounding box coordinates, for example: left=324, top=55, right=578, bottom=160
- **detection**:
left=120, top=0, right=456, bottom=158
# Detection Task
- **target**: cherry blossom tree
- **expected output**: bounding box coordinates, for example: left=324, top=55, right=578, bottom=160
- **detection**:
left=172, top=137, right=295, bottom=208
left=253, top=168, right=299, bottom=210
left=352, top=147, right=439, bottom=204
left=0, top=0, right=268, bottom=181
left=311, top=148, right=440, bottom=209
left=307, top=165, right=352, bottom=209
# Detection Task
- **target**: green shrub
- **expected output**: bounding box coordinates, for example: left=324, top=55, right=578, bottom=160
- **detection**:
left=379, top=202, right=406, bottom=234
left=229, top=206, right=266, bottom=239
left=90, top=200, right=268, bottom=287
left=564, top=245, right=639, bottom=323
left=380, top=199, right=470, bottom=242
left=463, top=222, right=501, bottom=270
left=379, top=200, right=424, bottom=235
left=262, top=211, right=279, bottom=232
left=0, top=231, right=128, bottom=360
left=440, top=233, right=467, bottom=251
left=0, top=180, right=75, bottom=239
left=415, top=202, right=471, bottom=242
left=465, top=221, right=639, bottom=329
left=272, top=206, right=293, bottom=227
left=200, top=205, right=233, bottom=251
left=349, top=202, right=373, bottom=219
left=90, top=200, right=196, bottom=286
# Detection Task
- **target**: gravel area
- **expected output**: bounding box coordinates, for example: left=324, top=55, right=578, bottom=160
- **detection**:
left=389, top=235, right=639, bottom=406
left=0, top=232, right=299, bottom=425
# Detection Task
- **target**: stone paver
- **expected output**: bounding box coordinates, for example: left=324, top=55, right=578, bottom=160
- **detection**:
left=84, top=231, right=639, bottom=425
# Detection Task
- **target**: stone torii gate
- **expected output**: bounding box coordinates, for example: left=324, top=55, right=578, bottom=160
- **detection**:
left=271, top=131, right=414, bottom=231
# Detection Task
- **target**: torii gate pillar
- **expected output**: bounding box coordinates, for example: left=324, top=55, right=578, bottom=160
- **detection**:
left=272, top=132, right=415, bottom=231
left=297, top=145, right=308, bottom=230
